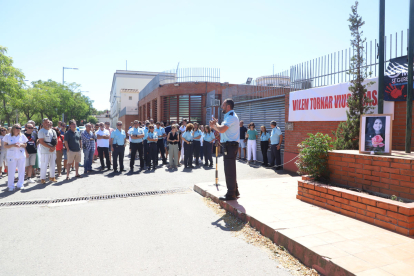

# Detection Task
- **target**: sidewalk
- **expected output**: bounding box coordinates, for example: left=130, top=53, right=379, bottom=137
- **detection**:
left=194, top=177, right=414, bottom=276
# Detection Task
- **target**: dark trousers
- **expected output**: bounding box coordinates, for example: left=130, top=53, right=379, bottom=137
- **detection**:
left=184, top=142, right=193, bottom=167
left=112, top=145, right=125, bottom=171
left=200, top=145, right=204, bottom=160
left=148, top=143, right=157, bottom=168
left=260, top=141, right=269, bottom=166
left=193, top=141, right=201, bottom=165
left=203, top=142, right=213, bottom=166
left=223, top=144, right=239, bottom=197
left=144, top=140, right=149, bottom=166
left=156, top=139, right=166, bottom=165
left=130, top=142, right=144, bottom=169
left=98, top=147, right=110, bottom=169
left=270, top=144, right=281, bottom=168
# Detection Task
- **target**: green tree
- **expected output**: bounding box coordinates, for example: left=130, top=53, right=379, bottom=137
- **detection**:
left=333, top=1, right=374, bottom=150
left=87, top=115, right=98, bottom=124
left=0, top=46, right=25, bottom=126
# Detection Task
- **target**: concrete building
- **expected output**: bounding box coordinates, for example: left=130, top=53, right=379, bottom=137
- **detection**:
left=109, top=70, right=159, bottom=126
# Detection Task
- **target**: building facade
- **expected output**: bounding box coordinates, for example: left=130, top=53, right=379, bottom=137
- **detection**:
left=109, top=70, right=159, bottom=126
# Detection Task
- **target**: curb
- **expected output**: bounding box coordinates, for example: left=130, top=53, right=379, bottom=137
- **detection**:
left=194, top=184, right=354, bottom=276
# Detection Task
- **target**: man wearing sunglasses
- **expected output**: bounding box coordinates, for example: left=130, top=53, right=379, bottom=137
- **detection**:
left=110, top=121, right=126, bottom=173
left=24, top=123, right=37, bottom=183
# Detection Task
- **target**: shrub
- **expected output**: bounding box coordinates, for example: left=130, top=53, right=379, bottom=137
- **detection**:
left=295, top=133, right=333, bottom=181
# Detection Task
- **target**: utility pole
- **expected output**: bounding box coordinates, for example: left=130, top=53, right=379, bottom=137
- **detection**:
left=378, top=0, right=385, bottom=114
left=406, top=0, right=414, bottom=153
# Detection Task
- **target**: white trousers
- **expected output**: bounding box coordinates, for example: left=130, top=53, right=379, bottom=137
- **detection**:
left=247, top=140, right=257, bottom=161
left=8, top=158, right=26, bottom=189
left=40, top=153, right=56, bottom=180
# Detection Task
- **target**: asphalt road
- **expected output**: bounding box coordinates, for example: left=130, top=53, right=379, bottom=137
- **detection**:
left=0, top=148, right=295, bottom=203
left=0, top=192, right=292, bottom=276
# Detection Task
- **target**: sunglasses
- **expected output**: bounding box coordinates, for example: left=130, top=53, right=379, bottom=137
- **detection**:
left=149, top=127, right=154, bottom=129
left=27, top=127, right=33, bottom=129
left=16, top=127, right=21, bottom=130
left=117, top=124, right=122, bottom=126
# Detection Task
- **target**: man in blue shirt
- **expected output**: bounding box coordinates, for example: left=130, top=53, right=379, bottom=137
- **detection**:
left=210, top=99, right=240, bottom=201
left=269, top=120, right=283, bottom=170
left=155, top=122, right=167, bottom=165
left=128, top=120, right=145, bottom=172
left=110, top=121, right=127, bottom=173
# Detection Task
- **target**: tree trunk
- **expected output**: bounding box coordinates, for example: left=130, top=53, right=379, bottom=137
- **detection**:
left=3, top=99, right=10, bottom=127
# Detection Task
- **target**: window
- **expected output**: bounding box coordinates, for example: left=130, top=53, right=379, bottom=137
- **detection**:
left=129, top=96, right=132, bottom=100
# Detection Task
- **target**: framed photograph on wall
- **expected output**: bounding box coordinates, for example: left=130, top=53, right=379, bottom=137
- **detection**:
left=359, top=114, right=393, bottom=154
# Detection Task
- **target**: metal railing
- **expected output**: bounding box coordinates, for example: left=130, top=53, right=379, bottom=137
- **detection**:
left=228, top=29, right=409, bottom=102
left=290, top=29, right=409, bottom=91
left=139, top=68, right=220, bottom=101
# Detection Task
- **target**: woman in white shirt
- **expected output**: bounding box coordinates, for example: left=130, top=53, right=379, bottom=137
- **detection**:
left=2, top=124, right=28, bottom=191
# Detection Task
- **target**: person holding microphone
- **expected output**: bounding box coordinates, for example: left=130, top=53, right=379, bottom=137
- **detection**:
left=209, top=99, right=240, bottom=200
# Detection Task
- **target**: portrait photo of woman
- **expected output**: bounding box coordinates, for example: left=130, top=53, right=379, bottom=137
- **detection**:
left=365, top=117, right=386, bottom=152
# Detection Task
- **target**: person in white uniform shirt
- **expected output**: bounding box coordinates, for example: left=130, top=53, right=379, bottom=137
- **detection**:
left=2, top=124, right=28, bottom=191
left=179, top=119, right=187, bottom=163
left=96, top=122, right=111, bottom=170
left=38, top=118, right=57, bottom=184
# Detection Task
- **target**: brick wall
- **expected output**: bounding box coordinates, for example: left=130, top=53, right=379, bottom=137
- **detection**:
left=119, top=115, right=139, bottom=129
left=298, top=176, right=414, bottom=236
left=329, top=151, right=414, bottom=201
left=283, top=90, right=414, bottom=172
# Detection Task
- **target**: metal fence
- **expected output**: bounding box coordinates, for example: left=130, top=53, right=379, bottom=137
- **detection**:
left=139, top=68, right=220, bottom=101
left=290, top=29, right=409, bottom=91
left=228, top=29, right=409, bottom=102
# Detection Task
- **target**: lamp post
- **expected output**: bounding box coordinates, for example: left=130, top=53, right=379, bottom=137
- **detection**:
left=62, top=67, right=78, bottom=122
left=406, top=0, right=414, bottom=153
left=378, top=0, right=385, bottom=114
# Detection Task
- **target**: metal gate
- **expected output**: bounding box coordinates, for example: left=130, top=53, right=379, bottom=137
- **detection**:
left=233, top=95, right=285, bottom=163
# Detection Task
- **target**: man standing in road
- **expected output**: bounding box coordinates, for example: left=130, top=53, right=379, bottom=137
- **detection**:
left=269, top=120, right=283, bottom=170
left=105, top=122, right=114, bottom=165
left=38, top=118, right=57, bottom=184
left=24, top=122, right=37, bottom=183
left=238, top=120, right=247, bottom=160
left=96, top=123, right=111, bottom=170
left=110, top=121, right=126, bottom=173
left=64, top=119, right=82, bottom=179
left=81, top=123, right=96, bottom=174
left=210, top=99, right=240, bottom=201
left=128, top=120, right=145, bottom=172
left=155, top=122, right=167, bottom=165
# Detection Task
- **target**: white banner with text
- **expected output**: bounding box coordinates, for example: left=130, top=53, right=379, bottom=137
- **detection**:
left=288, top=78, right=394, bottom=122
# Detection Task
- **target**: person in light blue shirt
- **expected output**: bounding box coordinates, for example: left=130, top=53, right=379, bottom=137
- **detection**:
left=110, top=121, right=126, bottom=173
left=128, top=120, right=145, bottom=171
left=209, top=99, right=240, bottom=200
left=155, top=122, right=167, bottom=165
left=269, top=121, right=283, bottom=170
left=146, top=124, right=158, bottom=170
left=142, top=122, right=150, bottom=168
left=192, top=123, right=202, bottom=166
left=181, top=123, right=194, bottom=168
left=260, top=125, right=271, bottom=167
left=202, top=125, right=215, bottom=167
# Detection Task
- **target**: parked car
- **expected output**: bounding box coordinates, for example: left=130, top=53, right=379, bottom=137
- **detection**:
left=79, top=126, right=86, bottom=134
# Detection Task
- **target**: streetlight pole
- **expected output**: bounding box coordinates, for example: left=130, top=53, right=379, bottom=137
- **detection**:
left=406, top=0, right=414, bottom=153
left=378, top=0, right=385, bottom=114
left=62, top=67, right=78, bottom=122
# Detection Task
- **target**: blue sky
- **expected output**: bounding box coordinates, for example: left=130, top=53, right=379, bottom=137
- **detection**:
left=1, top=0, right=410, bottom=110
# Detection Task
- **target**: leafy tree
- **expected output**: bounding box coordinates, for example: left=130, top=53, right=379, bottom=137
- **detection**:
left=0, top=46, right=25, bottom=126
left=333, top=1, right=374, bottom=150
left=87, top=115, right=98, bottom=125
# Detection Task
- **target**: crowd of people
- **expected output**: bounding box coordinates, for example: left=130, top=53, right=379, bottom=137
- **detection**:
left=0, top=112, right=283, bottom=192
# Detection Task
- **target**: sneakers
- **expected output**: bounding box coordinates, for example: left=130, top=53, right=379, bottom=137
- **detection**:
left=27, top=178, right=35, bottom=183
left=18, top=186, right=25, bottom=190
left=8, top=187, right=14, bottom=192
